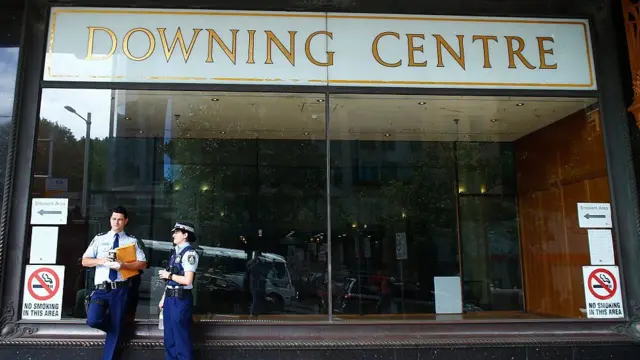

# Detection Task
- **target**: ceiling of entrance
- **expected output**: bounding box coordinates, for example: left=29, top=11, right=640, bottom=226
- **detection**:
left=116, top=91, right=598, bottom=142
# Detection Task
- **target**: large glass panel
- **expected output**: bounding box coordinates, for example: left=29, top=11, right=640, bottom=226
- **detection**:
left=26, top=89, right=612, bottom=322
left=329, top=94, right=604, bottom=320
left=0, top=2, right=22, bottom=207
left=30, top=89, right=327, bottom=320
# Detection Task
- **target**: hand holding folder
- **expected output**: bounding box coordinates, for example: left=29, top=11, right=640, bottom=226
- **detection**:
left=115, top=243, right=139, bottom=279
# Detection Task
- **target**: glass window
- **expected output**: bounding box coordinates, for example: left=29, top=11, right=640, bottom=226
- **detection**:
left=0, top=4, right=21, bottom=206
left=31, top=89, right=327, bottom=320
left=27, top=90, right=610, bottom=322
left=328, top=94, right=603, bottom=320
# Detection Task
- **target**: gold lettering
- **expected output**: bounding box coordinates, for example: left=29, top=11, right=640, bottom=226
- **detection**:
left=505, top=36, right=536, bottom=69
left=305, top=31, right=334, bottom=67
left=537, top=36, right=557, bottom=69
left=247, top=30, right=256, bottom=64
left=372, top=32, right=401, bottom=67
left=206, top=29, right=238, bottom=64
left=265, top=31, right=297, bottom=65
left=85, top=27, right=117, bottom=60
left=157, top=27, right=202, bottom=63
left=433, top=34, right=465, bottom=69
left=406, top=34, right=427, bottom=67
left=472, top=35, right=498, bottom=68
left=123, top=27, right=155, bottom=61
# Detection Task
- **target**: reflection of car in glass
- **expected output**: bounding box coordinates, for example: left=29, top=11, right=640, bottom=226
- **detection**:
left=203, top=248, right=297, bottom=310
left=139, top=240, right=296, bottom=313
left=333, top=274, right=434, bottom=315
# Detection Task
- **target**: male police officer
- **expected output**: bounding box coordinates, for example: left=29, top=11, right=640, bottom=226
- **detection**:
left=82, top=206, right=147, bottom=360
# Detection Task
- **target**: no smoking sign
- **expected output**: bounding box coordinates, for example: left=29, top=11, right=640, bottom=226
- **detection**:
left=21, top=265, right=65, bottom=320
left=582, top=266, right=624, bottom=319
left=28, top=267, right=60, bottom=301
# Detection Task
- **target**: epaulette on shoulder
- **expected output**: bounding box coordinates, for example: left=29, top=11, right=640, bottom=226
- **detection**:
left=97, top=231, right=108, bottom=236
left=125, top=232, right=137, bottom=238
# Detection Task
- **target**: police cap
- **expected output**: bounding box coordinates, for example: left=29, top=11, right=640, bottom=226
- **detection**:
left=171, top=221, right=196, bottom=234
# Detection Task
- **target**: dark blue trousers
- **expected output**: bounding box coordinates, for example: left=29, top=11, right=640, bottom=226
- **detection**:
left=86, top=287, right=129, bottom=360
left=163, top=293, right=194, bottom=360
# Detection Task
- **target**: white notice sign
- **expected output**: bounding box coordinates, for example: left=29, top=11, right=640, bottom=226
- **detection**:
left=30, top=198, right=68, bottom=225
left=587, top=229, right=615, bottom=265
left=434, top=276, right=463, bottom=314
left=395, top=232, right=408, bottom=260
left=577, top=202, right=612, bottom=228
left=21, top=265, right=65, bottom=320
left=29, top=226, right=60, bottom=264
left=582, top=266, right=624, bottom=319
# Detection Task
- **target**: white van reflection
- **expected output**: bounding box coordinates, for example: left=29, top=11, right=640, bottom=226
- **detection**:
left=139, top=240, right=296, bottom=312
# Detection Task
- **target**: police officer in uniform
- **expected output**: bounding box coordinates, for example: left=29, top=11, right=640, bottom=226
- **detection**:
left=158, top=221, right=199, bottom=360
left=82, top=206, right=148, bottom=360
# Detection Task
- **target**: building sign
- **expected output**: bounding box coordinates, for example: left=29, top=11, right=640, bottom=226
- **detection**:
left=45, top=8, right=596, bottom=90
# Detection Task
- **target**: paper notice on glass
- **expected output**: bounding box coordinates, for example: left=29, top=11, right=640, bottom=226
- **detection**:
left=587, top=229, right=615, bottom=265
left=434, top=276, right=463, bottom=314
left=29, top=226, right=59, bottom=264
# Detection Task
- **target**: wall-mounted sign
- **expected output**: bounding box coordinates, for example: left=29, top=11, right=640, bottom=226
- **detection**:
left=21, top=265, right=65, bottom=320
left=577, top=202, right=612, bottom=229
left=582, top=266, right=624, bottom=319
left=45, top=8, right=596, bottom=90
left=30, top=198, right=68, bottom=225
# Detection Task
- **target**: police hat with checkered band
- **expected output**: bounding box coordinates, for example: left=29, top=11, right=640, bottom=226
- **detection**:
left=171, top=221, right=197, bottom=242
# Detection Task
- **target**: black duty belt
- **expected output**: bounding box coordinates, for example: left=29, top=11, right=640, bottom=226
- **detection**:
left=165, top=287, right=191, bottom=298
left=95, top=280, right=131, bottom=291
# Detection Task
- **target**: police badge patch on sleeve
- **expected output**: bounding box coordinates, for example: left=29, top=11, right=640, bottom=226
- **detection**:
left=187, top=254, right=196, bottom=265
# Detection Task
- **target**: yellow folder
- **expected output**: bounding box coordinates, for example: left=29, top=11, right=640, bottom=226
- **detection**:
left=115, top=243, right=139, bottom=279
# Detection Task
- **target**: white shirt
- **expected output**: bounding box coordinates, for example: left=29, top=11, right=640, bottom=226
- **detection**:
left=166, top=243, right=199, bottom=290
left=83, top=230, right=147, bottom=285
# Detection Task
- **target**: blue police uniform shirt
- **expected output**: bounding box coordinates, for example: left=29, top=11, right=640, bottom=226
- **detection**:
left=83, top=230, right=147, bottom=285
left=166, top=243, right=199, bottom=290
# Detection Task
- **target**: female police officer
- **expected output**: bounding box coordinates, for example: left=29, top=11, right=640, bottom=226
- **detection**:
left=158, top=221, right=199, bottom=360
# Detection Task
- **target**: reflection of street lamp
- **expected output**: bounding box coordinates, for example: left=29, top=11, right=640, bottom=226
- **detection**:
left=64, top=106, right=91, bottom=219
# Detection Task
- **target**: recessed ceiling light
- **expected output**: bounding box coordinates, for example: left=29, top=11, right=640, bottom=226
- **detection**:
left=516, top=103, right=524, bottom=106
left=125, top=116, right=131, bottom=121
left=220, top=131, right=225, bottom=134
left=490, top=118, right=498, bottom=122
left=303, top=132, right=309, bottom=135
left=317, top=99, right=325, bottom=103
left=418, top=101, right=426, bottom=105
left=464, top=134, right=470, bottom=138
left=384, top=133, right=391, bottom=137
left=211, top=98, right=219, bottom=101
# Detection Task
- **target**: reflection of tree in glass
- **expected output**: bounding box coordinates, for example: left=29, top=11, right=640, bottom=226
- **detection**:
left=161, top=128, right=328, bottom=252
left=33, top=119, right=109, bottom=198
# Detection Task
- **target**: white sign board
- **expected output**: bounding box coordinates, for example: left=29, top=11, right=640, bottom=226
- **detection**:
left=29, top=226, right=59, bottom=264
left=434, top=276, right=463, bottom=314
left=582, top=266, right=624, bottom=319
left=395, top=232, right=408, bottom=260
left=21, top=265, right=65, bottom=320
left=587, top=229, right=615, bottom=265
left=577, top=202, right=612, bottom=229
left=30, top=198, right=68, bottom=225
left=45, top=8, right=596, bottom=90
